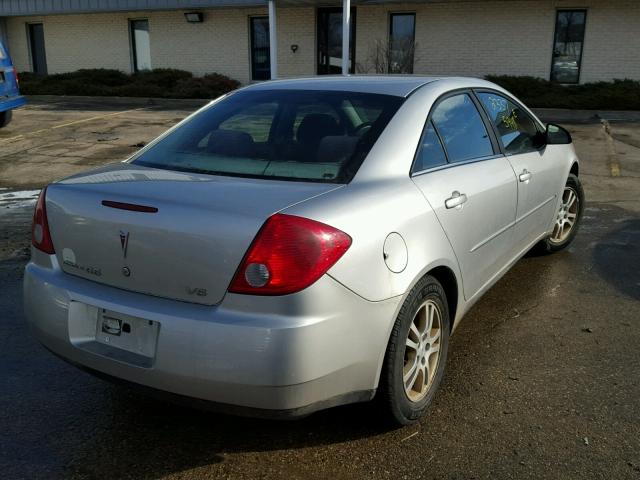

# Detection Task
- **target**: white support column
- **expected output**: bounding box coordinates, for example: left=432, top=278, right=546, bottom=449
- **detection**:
left=268, top=0, right=278, bottom=80
left=341, top=0, right=351, bottom=75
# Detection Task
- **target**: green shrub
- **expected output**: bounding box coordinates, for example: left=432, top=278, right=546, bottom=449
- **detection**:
left=71, top=68, right=131, bottom=87
left=114, top=83, right=166, bottom=98
left=173, top=73, right=241, bottom=99
left=18, top=68, right=239, bottom=99
left=486, top=75, right=640, bottom=110
left=131, top=68, right=193, bottom=89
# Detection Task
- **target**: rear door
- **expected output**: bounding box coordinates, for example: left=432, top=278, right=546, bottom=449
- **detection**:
left=0, top=42, right=12, bottom=99
left=411, top=92, right=518, bottom=299
left=0, top=42, right=20, bottom=100
left=476, top=91, right=564, bottom=249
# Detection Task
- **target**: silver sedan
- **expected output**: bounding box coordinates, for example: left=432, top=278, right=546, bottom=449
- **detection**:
left=24, top=76, right=583, bottom=425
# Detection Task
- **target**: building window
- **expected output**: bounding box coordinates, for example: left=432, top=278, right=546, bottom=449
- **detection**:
left=550, top=10, right=586, bottom=84
left=130, top=19, right=151, bottom=72
left=250, top=17, right=270, bottom=81
left=28, top=23, right=47, bottom=74
left=317, top=7, right=357, bottom=75
left=389, top=13, right=415, bottom=74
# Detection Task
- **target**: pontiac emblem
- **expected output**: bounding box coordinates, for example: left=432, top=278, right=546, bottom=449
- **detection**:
left=119, top=230, right=130, bottom=258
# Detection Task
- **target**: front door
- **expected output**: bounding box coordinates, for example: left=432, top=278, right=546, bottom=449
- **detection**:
left=475, top=91, right=565, bottom=249
left=317, top=8, right=356, bottom=75
left=28, top=23, right=47, bottom=75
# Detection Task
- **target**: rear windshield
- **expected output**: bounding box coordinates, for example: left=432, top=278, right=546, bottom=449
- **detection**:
left=133, top=89, right=404, bottom=183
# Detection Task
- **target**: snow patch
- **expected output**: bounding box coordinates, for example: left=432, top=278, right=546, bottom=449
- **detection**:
left=0, top=189, right=41, bottom=209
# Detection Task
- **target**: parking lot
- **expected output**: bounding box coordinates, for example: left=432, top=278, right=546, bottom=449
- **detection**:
left=1, top=98, right=639, bottom=479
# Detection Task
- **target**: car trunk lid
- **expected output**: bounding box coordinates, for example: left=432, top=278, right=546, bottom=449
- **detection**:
left=45, top=163, right=342, bottom=305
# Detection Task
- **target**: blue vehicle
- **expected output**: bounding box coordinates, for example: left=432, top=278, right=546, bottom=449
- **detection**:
left=0, top=40, right=26, bottom=128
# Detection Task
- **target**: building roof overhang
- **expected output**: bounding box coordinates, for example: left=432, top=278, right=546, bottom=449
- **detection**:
left=0, top=0, right=464, bottom=17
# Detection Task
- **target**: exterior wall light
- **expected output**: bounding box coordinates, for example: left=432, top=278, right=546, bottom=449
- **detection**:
left=184, top=12, right=203, bottom=23
left=291, top=44, right=298, bottom=53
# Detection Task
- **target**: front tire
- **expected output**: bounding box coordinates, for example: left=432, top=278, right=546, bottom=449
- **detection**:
left=0, top=110, right=12, bottom=128
left=537, top=173, right=584, bottom=254
left=379, top=275, right=450, bottom=426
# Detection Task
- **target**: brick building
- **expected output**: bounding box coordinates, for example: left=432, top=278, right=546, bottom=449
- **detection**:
left=0, top=0, right=637, bottom=85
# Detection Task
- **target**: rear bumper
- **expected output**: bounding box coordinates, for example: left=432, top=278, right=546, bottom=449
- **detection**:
left=23, top=252, right=400, bottom=416
left=0, top=95, right=26, bottom=112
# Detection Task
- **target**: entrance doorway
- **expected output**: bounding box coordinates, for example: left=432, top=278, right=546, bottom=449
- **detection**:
left=28, top=23, right=47, bottom=74
left=316, top=7, right=356, bottom=75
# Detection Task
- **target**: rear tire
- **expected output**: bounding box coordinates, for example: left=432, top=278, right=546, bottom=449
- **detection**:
left=537, top=173, right=584, bottom=254
left=0, top=110, right=12, bottom=128
left=379, top=275, right=450, bottom=426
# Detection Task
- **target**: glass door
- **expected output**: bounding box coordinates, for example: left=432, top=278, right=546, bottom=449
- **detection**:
left=550, top=10, right=587, bottom=84
left=250, top=17, right=271, bottom=81
left=130, top=19, right=151, bottom=72
left=317, top=7, right=356, bottom=75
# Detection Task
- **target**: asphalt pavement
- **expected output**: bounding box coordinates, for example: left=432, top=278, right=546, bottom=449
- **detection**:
left=0, top=99, right=639, bottom=479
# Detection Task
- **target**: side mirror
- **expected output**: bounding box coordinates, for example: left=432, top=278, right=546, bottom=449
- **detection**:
left=545, top=123, right=572, bottom=145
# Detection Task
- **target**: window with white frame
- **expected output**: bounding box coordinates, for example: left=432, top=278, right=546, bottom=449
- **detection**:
left=130, top=19, right=151, bottom=72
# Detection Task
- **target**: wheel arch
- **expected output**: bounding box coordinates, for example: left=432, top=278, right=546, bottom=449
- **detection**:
left=427, top=265, right=459, bottom=332
left=570, top=162, right=579, bottom=176
left=372, top=260, right=463, bottom=393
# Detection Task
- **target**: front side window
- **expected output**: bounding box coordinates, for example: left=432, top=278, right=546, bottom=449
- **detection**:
left=130, top=19, right=151, bottom=72
left=431, top=93, right=494, bottom=163
left=217, top=102, right=278, bottom=143
left=477, top=92, right=540, bottom=155
left=250, top=17, right=270, bottom=81
left=292, top=102, right=341, bottom=143
left=389, top=13, right=415, bottom=74
left=133, top=90, right=404, bottom=183
left=551, top=10, right=586, bottom=84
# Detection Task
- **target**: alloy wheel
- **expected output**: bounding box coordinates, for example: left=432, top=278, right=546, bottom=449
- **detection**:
left=403, top=299, right=442, bottom=402
left=550, top=186, right=579, bottom=244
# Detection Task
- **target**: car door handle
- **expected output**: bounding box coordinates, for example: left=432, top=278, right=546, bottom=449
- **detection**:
left=519, top=169, right=532, bottom=182
left=445, top=191, right=467, bottom=209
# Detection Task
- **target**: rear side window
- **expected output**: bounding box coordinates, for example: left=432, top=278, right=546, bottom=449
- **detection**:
left=477, top=92, right=541, bottom=155
left=133, top=90, right=404, bottom=183
left=413, top=121, right=447, bottom=173
left=431, top=93, right=494, bottom=163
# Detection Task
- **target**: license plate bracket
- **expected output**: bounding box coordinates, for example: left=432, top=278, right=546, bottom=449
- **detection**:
left=95, top=309, right=160, bottom=359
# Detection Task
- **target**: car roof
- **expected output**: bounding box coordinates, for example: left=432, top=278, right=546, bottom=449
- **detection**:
left=243, top=76, right=442, bottom=97
left=242, top=76, right=504, bottom=98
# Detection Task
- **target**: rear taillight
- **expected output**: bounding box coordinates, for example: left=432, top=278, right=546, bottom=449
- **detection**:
left=229, top=214, right=351, bottom=295
left=32, top=187, right=55, bottom=254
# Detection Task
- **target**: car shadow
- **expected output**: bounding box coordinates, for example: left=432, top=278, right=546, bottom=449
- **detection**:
left=592, top=217, right=640, bottom=301
left=21, top=378, right=393, bottom=479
